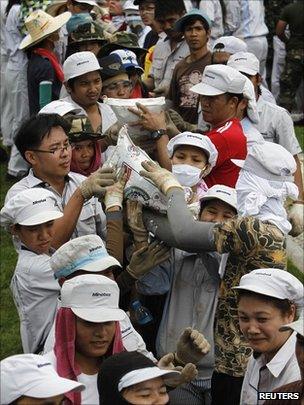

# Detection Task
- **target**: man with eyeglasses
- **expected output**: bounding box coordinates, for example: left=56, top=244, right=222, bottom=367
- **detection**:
left=5, top=113, right=116, bottom=250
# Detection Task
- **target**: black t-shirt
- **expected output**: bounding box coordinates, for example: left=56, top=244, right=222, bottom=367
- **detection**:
left=143, top=29, right=159, bottom=49
left=27, top=53, right=62, bottom=115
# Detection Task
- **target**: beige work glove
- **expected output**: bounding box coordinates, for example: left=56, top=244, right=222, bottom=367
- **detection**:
left=104, top=172, right=127, bottom=211
left=126, top=200, right=149, bottom=244
left=158, top=353, right=198, bottom=387
left=127, top=240, right=171, bottom=279
left=79, top=167, right=116, bottom=200
left=288, top=202, right=304, bottom=237
left=103, top=122, right=123, bottom=147
left=176, top=327, right=211, bottom=365
left=140, top=160, right=183, bottom=195
left=167, top=109, right=197, bottom=133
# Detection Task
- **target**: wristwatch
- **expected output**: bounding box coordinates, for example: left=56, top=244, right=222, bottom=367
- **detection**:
left=150, top=129, right=166, bottom=140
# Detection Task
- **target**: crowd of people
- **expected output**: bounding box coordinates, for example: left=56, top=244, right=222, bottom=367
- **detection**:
left=0, top=0, right=303, bottom=404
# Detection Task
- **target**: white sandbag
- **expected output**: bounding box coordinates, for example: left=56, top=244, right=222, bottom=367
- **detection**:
left=104, top=125, right=167, bottom=212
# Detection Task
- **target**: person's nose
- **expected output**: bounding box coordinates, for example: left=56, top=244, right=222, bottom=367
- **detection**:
left=38, top=226, right=51, bottom=241
left=247, top=320, right=260, bottom=335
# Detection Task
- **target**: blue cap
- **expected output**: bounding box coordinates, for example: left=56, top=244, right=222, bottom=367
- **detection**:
left=174, top=8, right=211, bottom=32
left=66, top=12, right=93, bottom=34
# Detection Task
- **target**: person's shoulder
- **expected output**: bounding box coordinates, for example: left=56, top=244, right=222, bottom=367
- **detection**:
left=260, top=100, right=292, bottom=120
left=5, top=177, right=31, bottom=203
left=215, top=119, right=242, bottom=135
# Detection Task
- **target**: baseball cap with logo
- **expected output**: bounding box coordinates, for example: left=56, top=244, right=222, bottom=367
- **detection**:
left=60, top=274, right=126, bottom=322
left=39, top=100, right=82, bottom=116
left=212, top=36, right=247, bottom=55
left=233, top=268, right=304, bottom=309
left=200, top=185, right=237, bottom=211
left=227, top=52, right=260, bottom=76
left=167, top=131, right=218, bottom=168
left=174, top=8, right=211, bottom=32
left=110, top=49, right=144, bottom=73
left=98, top=54, right=127, bottom=81
left=1, top=353, right=84, bottom=404
left=50, top=235, right=121, bottom=279
left=0, top=188, right=63, bottom=228
left=231, top=141, right=296, bottom=181
left=63, top=51, right=102, bottom=82
left=190, top=64, right=246, bottom=96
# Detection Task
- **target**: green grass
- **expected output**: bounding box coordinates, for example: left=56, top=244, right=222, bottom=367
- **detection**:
left=0, top=127, right=303, bottom=360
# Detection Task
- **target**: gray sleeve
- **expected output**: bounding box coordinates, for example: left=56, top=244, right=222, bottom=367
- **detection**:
left=143, top=189, right=216, bottom=253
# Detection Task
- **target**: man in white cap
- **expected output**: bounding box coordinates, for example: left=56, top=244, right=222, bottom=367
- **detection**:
left=190, top=64, right=247, bottom=187
left=228, top=51, right=304, bottom=237
left=5, top=113, right=115, bottom=247
left=0, top=188, right=63, bottom=353
left=211, top=35, right=247, bottom=65
left=61, top=51, right=118, bottom=153
left=137, top=185, right=237, bottom=404
left=1, top=353, right=84, bottom=404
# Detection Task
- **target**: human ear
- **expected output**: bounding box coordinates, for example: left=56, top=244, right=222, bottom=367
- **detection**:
left=24, top=150, right=36, bottom=166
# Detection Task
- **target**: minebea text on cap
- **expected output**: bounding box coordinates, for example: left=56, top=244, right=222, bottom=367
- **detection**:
left=63, top=51, right=102, bottom=82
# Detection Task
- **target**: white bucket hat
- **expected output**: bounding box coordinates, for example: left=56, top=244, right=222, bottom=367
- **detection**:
left=19, top=9, right=71, bottom=50
left=0, top=354, right=84, bottom=404
left=227, top=51, right=260, bottom=76
left=190, top=64, right=246, bottom=96
left=63, top=51, right=102, bottom=82
left=212, top=36, right=247, bottom=55
left=51, top=235, right=121, bottom=279
left=233, top=268, right=304, bottom=309
left=200, top=184, right=237, bottom=211
left=61, top=274, right=126, bottom=323
left=231, top=141, right=297, bottom=182
left=167, top=132, right=218, bottom=168
left=39, top=100, right=82, bottom=116
left=0, top=188, right=63, bottom=228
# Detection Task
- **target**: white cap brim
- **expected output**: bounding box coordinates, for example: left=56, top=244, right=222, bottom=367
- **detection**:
left=72, top=307, right=126, bottom=323
left=233, top=284, right=287, bottom=300
left=19, top=211, right=63, bottom=226
left=239, top=67, right=258, bottom=76
left=118, top=367, right=180, bottom=392
left=25, top=375, right=84, bottom=398
left=19, top=12, right=71, bottom=50
left=231, top=158, right=244, bottom=168
left=168, top=139, right=211, bottom=159
left=190, top=82, right=225, bottom=96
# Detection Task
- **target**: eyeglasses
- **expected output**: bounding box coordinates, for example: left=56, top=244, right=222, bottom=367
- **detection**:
left=103, top=80, right=132, bottom=92
left=31, top=143, right=73, bottom=156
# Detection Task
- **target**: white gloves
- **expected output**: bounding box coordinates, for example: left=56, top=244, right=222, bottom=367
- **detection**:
left=288, top=203, right=304, bottom=237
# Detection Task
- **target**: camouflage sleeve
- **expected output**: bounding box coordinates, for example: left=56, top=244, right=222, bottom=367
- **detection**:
left=213, top=216, right=285, bottom=257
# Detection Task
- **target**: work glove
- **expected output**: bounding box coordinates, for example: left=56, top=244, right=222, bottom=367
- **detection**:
left=126, top=200, right=149, bottom=244
left=104, top=172, right=127, bottom=211
left=79, top=167, right=115, bottom=200
left=103, top=122, right=123, bottom=147
left=167, top=109, right=197, bottom=134
left=158, top=353, right=198, bottom=387
left=140, top=160, right=183, bottom=195
left=288, top=202, right=304, bottom=237
left=127, top=240, right=171, bottom=279
left=175, top=327, right=211, bottom=365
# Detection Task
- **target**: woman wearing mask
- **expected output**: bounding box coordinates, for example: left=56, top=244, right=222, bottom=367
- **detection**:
left=234, top=268, right=303, bottom=405
left=20, top=9, right=71, bottom=115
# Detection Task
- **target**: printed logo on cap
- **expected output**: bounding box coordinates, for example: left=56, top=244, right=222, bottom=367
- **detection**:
left=37, top=362, right=51, bottom=368
left=92, top=292, right=111, bottom=297
left=215, top=190, right=231, bottom=196
left=89, top=245, right=103, bottom=253
left=77, top=60, right=90, bottom=66
left=205, top=73, right=215, bottom=80
left=32, top=198, right=47, bottom=205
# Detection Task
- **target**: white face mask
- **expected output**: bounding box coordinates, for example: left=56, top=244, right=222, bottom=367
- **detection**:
left=172, top=164, right=202, bottom=187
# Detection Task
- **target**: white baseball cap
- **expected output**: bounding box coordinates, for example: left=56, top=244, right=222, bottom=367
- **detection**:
left=233, top=268, right=304, bottom=308
left=231, top=141, right=296, bottom=181
left=167, top=132, right=218, bottom=168
left=212, top=36, right=247, bottom=55
left=200, top=185, right=237, bottom=211
left=242, top=77, right=259, bottom=124
left=280, top=314, right=304, bottom=337
left=110, top=49, right=144, bottom=73
left=63, top=51, right=102, bottom=81
left=123, top=0, right=139, bottom=11
left=190, top=64, right=246, bottom=96
left=39, top=100, right=82, bottom=116
left=0, top=188, right=63, bottom=227
left=1, top=354, right=84, bottom=404
left=51, top=235, right=121, bottom=279
left=227, top=52, right=260, bottom=76
left=61, top=274, right=126, bottom=322
left=74, top=0, right=100, bottom=7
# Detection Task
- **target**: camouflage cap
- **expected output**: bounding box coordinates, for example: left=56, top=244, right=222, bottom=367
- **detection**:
left=98, top=31, right=147, bottom=58
left=66, top=115, right=104, bottom=142
left=70, top=21, right=105, bottom=44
